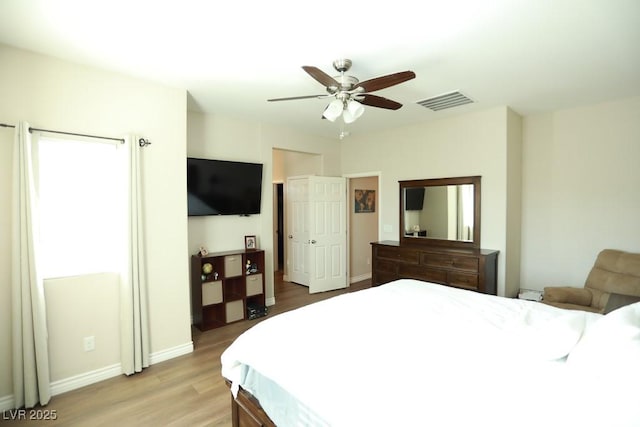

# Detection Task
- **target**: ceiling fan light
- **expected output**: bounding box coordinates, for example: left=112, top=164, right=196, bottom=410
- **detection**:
left=343, top=100, right=364, bottom=124
left=323, top=99, right=344, bottom=122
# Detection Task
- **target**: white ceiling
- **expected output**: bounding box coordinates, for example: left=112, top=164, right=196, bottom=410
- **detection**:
left=1, top=0, right=639, bottom=140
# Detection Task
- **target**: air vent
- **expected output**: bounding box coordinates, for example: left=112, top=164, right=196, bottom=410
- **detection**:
left=417, top=91, right=474, bottom=111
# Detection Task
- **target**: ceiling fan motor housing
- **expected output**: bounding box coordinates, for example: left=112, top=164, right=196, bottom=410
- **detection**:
left=326, top=74, right=360, bottom=94
left=332, top=58, right=352, bottom=73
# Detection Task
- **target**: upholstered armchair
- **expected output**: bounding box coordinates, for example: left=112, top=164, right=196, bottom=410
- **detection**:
left=543, top=249, right=640, bottom=313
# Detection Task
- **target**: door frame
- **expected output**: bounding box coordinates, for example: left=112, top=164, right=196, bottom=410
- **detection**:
left=272, top=182, right=284, bottom=272
left=344, top=171, right=383, bottom=284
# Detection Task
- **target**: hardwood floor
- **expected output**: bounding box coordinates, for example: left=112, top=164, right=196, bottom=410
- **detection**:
left=4, top=274, right=370, bottom=426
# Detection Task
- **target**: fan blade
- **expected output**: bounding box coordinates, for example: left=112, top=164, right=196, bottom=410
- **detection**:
left=268, top=94, right=328, bottom=102
left=358, top=94, right=403, bottom=110
left=302, top=66, right=339, bottom=88
left=354, top=71, right=416, bottom=92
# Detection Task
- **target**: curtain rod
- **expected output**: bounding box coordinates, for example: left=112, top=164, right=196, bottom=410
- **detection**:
left=0, top=123, right=152, bottom=147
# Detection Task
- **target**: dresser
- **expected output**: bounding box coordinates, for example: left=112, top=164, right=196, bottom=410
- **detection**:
left=371, top=241, right=499, bottom=295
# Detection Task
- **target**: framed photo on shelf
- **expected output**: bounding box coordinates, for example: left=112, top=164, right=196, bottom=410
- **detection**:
left=245, top=235, right=257, bottom=251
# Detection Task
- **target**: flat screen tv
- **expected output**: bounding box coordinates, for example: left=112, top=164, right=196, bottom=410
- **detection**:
left=405, top=187, right=425, bottom=211
left=187, top=158, right=263, bottom=216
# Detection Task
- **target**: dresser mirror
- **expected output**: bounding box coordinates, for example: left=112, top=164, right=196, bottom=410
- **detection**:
left=399, top=176, right=481, bottom=249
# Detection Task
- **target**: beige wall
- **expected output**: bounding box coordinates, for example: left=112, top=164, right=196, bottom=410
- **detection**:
left=0, top=44, right=192, bottom=401
left=3, top=40, right=638, bottom=407
left=341, top=106, right=519, bottom=296
left=278, top=150, right=323, bottom=179
left=520, top=96, right=640, bottom=290
left=186, top=113, right=341, bottom=305
left=505, top=108, right=523, bottom=295
left=349, top=176, right=379, bottom=281
left=44, top=274, right=120, bottom=381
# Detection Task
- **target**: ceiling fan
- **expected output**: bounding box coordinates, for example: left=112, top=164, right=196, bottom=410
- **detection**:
left=268, top=59, right=416, bottom=124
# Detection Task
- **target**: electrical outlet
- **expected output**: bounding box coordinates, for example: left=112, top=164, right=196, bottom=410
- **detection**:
left=366, top=257, right=370, bottom=265
left=83, top=336, right=95, bottom=352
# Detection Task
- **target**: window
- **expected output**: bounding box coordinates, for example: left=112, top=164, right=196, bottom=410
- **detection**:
left=37, top=135, right=126, bottom=279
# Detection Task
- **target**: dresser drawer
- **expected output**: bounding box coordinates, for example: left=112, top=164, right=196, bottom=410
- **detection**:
left=375, top=259, right=399, bottom=274
left=374, top=271, right=399, bottom=286
left=399, top=264, right=447, bottom=284
left=421, top=253, right=479, bottom=272
left=449, top=272, right=479, bottom=290
left=376, top=246, right=419, bottom=264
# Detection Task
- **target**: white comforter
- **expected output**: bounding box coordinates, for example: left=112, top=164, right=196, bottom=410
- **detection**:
left=221, top=279, right=639, bottom=427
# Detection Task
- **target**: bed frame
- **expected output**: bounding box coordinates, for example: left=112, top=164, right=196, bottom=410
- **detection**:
left=226, top=380, right=276, bottom=427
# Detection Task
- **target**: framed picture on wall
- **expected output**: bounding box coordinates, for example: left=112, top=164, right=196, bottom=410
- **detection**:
left=355, top=189, right=375, bottom=213
left=245, top=235, right=257, bottom=251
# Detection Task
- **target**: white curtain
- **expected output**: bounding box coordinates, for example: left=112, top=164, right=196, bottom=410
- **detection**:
left=120, top=135, right=150, bottom=375
left=11, top=121, right=51, bottom=408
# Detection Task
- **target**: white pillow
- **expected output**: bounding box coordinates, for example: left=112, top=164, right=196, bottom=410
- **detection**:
left=567, top=302, right=640, bottom=377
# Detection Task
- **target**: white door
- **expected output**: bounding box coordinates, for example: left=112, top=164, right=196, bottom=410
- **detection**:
left=287, top=177, right=310, bottom=286
left=308, top=176, right=347, bottom=293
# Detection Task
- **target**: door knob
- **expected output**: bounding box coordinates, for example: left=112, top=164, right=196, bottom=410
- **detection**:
left=288, top=235, right=293, bottom=239
left=310, top=240, right=317, bottom=244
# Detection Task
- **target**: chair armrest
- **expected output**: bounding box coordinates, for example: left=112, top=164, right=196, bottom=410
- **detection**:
left=543, top=287, right=593, bottom=306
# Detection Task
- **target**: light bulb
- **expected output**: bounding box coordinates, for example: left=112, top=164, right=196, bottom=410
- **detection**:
left=322, top=99, right=344, bottom=122
left=343, top=100, right=364, bottom=124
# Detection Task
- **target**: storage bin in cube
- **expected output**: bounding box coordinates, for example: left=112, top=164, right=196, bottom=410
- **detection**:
left=225, top=300, right=244, bottom=323
left=202, top=281, right=222, bottom=305
left=224, top=255, right=242, bottom=278
left=246, top=274, right=263, bottom=297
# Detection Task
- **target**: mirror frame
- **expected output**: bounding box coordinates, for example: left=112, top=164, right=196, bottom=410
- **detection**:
left=399, top=176, right=481, bottom=250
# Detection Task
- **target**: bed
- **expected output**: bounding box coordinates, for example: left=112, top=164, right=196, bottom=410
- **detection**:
left=221, top=279, right=640, bottom=427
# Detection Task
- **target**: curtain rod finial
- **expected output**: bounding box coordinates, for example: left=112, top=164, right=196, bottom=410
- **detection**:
left=138, top=138, right=151, bottom=148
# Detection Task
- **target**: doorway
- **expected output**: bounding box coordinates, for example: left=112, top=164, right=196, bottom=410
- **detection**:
left=273, top=182, right=285, bottom=307
left=284, top=176, right=348, bottom=293
left=275, top=183, right=284, bottom=271
left=271, top=148, right=323, bottom=300
left=271, top=149, right=378, bottom=297
left=347, top=174, right=380, bottom=284
left=273, top=174, right=380, bottom=289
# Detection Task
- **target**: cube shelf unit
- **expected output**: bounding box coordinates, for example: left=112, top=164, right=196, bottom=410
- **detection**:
left=191, top=249, right=265, bottom=331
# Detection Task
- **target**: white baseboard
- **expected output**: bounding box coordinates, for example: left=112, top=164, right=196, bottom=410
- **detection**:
left=149, top=341, right=194, bottom=365
left=1, top=365, right=123, bottom=411
left=278, top=275, right=365, bottom=288
left=0, top=341, right=195, bottom=410
left=350, top=272, right=371, bottom=284
left=0, top=394, right=14, bottom=412
left=50, top=363, right=122, bottom=397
